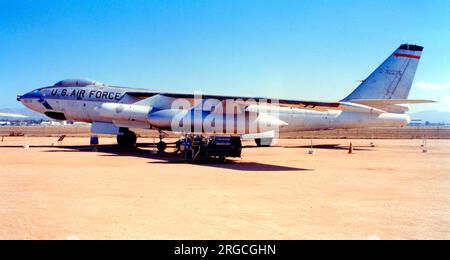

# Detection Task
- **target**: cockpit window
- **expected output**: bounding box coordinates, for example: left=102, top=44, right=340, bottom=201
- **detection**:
left=53, top=79, right=103, bottom=87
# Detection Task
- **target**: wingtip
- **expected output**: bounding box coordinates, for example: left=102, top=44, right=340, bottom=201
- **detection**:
left=417, top=99, right=438, bottom=103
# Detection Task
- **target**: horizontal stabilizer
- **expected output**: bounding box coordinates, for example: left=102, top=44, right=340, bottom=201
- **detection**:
left=347, top=99, right=436, bottom=106
left=347, top=99, right=436, bottom=114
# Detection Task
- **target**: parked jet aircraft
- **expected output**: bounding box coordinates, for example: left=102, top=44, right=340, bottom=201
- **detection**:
left=18, top=44, right=434, bottom=151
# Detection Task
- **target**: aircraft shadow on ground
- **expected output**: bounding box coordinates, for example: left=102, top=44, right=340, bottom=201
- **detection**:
left=7, top=143, right=311, bottom=172
left=147, top=160, right=310, bottom=172
left=275, top=144, right=375, bottom=151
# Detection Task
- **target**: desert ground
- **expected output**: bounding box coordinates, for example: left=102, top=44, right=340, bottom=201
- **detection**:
left=0, top=136, right=449, bottom=240
left=2, top=125, right=450, bottom=139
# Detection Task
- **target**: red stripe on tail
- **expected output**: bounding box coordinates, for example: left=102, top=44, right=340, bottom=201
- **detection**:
left=394, top=53, right=421, bottom=59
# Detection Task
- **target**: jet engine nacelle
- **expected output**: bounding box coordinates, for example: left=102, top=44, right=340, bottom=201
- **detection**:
left=96, top=103, right=289, bottom=134
left=149, top=109, right=288, bottom=134
left=96, top=103, right=151, bottom=125
left=148, top=109, right=185, bottom=130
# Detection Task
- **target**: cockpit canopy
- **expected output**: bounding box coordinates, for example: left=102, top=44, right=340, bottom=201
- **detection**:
left=53, top=79, right=103, bottom=87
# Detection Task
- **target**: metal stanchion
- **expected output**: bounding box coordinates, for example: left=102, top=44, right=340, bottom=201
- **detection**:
left=24, top=135, right=29, bottom=149
left=421, top=135, right=429, bottom=153
left=308, top=138, right=315, bottom=154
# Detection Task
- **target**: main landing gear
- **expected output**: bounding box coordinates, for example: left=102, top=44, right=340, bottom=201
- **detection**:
left=116, top=128, right=168, bottom=152
left=156, top=130, right=167, bottom=153
left=255, top=138, right=273, bottom=147
left=117, top=128, right=137, bottom=147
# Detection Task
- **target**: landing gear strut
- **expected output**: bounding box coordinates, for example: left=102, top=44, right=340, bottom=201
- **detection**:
left=156, top=130, right=167, bottom=153
left=255, top=138, right=273, bottom=147
left=117, top=129, right=137, bottom=147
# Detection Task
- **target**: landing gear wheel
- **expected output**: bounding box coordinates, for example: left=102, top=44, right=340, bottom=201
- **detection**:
left=175, top=140, right=181, bottom=152
left=255, top=138, right=273, bottom=147
left=157, top=141, right=167, bottom=153
left=117, top=130, right=137, bottom=147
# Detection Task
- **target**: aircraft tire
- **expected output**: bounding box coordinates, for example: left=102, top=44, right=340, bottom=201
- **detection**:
left=157, top=141, right=167, bottom=153
left=117, top=130, right=137, bottom=147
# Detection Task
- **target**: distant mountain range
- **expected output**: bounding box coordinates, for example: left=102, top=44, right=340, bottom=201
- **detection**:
left=1, top=107, right=450, bottom=124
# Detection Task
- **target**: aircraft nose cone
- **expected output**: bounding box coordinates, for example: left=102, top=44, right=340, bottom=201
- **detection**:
left=18, top=89, right=44, bottom=102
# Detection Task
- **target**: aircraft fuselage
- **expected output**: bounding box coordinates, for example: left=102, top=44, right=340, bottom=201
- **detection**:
left=18, top=84, right=410, bottom=135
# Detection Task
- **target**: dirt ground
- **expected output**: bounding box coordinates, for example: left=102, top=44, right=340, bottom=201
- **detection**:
left=0, top=136, right=449, bottom=240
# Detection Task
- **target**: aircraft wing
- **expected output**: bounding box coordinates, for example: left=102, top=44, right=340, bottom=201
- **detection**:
left=123, top=91, right=159, bottom=99
left=124, top=92, right=388, bottom=113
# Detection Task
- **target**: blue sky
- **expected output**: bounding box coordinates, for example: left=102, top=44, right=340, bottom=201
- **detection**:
left=1, top=0, right=449, bottom=112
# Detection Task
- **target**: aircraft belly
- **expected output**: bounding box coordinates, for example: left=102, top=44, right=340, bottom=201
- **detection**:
left=323, top=112, right=409, bottom=129
left=279, top=110, right=410, bottom=132
left=280, top=110, right=335, bottom=131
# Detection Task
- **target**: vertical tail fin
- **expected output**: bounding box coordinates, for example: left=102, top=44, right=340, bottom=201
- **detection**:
left=342, top=44, right=423, bottom=101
